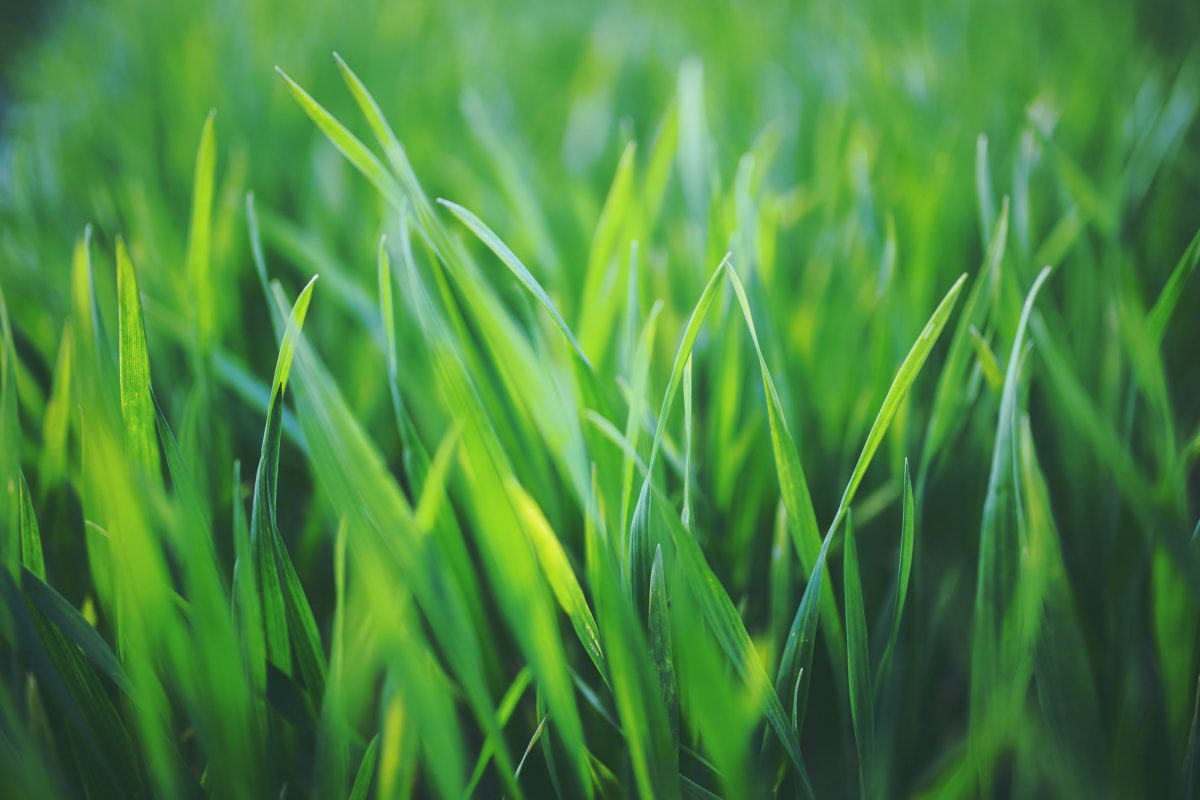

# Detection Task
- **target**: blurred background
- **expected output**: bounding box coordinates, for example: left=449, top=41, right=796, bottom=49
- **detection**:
left=2, top=0, right=1199, bottom=795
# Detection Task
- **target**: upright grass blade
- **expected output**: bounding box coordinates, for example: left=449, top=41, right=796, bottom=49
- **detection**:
left=188, top=109, right=218, bottom=350
left=969, top=266, right=1052, bottom=789
left=578, top=141, right=638, bottom=365
left=18, top=473, right=45, bottom=579
left=1147, top=226, right=1200, bottom=340
left=778, top=273, right=967, bottom=775
left=628, top=256, right=728, bottom=607
left=921, top=206, right=1008, bottom=482
left=875, top=459, right=915, bottom=694
left=38, top=326, right=73, bottom=492
left=843, top=512, right=876, bottom=796
left=348, top=733, right=380, bottom=800
left=116, top=236, right=160, bottom=476
left=727, top=265, right=844, bottom=673
left=250, top=275, right=325, bottom=698
left=649, top=545, right=679, bottom=759
left=587, top=479, right=678, bottom=800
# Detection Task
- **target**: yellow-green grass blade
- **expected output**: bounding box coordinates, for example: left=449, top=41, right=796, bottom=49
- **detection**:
left=116, top=236, right=160, bottom=477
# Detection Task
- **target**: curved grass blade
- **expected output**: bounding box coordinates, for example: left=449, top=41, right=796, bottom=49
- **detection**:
left=507, top=478, right=607, bottom=682
left=275, top=67, right=406, bottom=208
left=437, top=198, right=593, bottom=371
left=727, top=264, right=845, bottom=672
left=629, top=256, right=728, bottom=608
left=250, top=275, right=322, bottom=692
left=969, top=266, right=1052, bottom=788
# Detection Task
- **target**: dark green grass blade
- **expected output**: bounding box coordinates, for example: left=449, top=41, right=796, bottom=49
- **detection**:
left=649, top=545, right=679, bottom=759
left=843, top=513, right=876, bottom=795
left=876, top=459, right=915, bottom=694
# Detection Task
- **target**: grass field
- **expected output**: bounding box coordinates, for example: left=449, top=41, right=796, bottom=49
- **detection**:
left=2, top=0, right=1199, bottom=796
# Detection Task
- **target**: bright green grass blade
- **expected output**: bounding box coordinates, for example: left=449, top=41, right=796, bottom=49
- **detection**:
left=250, top=275, right=318, bottom=680
left=620, top=299, right=664, bottom=559
left=1148, top=226, right=1200, bottom=341
left=116, top=236, right=160, bottom=476
left=38, top=326, right=72, bottom=492
left=921, top=204, right=1007, bottom=479
left=413, top=423, right=461, bottom=532
left=281, top=296, right=524, bottom=798
left=465, top=667, right=532, bottom=795
left=969, top=266, right=1051, bottom=787
left=275, top=67, right=406, bottom=208
left=681, top=355, right=694, bottom=532
left=18, top=473, right=45, bottom=579
left=587, top=483, right=678, bottom=800
left=578, top=141, right=637, bottom=365
left=664, top=500, right=813, bottom=793
left=507, top=478, right=607, bottom=681
left=967, top=327, right=1004, bottom=392
left=875, top=458, right=915, bottom=694
left=726, top=264, right=844, bottom=670
left=348, top=733, right=380, bottom=800
left=638, top=100, right=679, bottom=237
left=628, top=256, right=728, bottom=607
left=437, top=198, right=593, bottom=370
left=649, top=545, right=679, bottom=759
left=843, top=512, right=876, bottom=796
left=70, top=225, right=102, bottom=361
left=835, top=273, right=967, bottom=531
left=187, top=109, right=217, bottom=349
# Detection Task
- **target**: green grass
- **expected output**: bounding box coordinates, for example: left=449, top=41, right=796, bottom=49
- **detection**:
left=2, top=0, right=1200, bottom=796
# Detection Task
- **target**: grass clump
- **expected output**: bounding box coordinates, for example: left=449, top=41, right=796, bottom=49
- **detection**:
left=2, top=0, right=1200, bottom=796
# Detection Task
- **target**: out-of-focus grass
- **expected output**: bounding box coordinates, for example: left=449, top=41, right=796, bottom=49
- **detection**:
left=1, top=0, right=1199, bottom=796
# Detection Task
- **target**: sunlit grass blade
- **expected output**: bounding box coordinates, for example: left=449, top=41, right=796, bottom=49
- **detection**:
left=250, top=275, right=319, bottom=684
left=38, top=327, right=72, bottom=492
left=629, top=256, right=728, bottom=607
left=116, top=236, right=160, bottom=476
left=275, top=66, right=406, bottom=208
left=578, top=141, right=637, bottom=365
left=187, top=109, right=217, bottom=350
left=437, top=198, right=592, bottom=370
left=507, top=477, right=607, bottom=681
